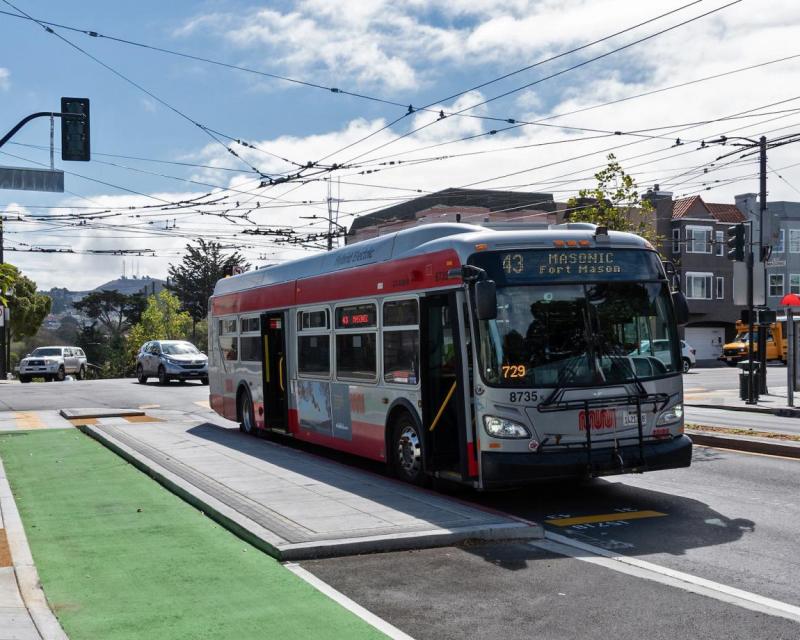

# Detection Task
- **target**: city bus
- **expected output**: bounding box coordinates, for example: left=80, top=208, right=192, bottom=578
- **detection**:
left=208, top=223, right=692, bottom=489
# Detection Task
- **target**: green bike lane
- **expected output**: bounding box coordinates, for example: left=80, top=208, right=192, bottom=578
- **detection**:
left=0, top=428, right=389, bottom=640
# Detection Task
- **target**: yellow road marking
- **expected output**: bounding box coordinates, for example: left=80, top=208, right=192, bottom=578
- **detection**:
left=194, top=400, right=210, bottom=409
left=0, top=529, right=11, bottom=567
left=684, top=387, right=707, bottom=392
left=138, top=404, right=160, bottom=409
left=13, top=411, right=46, bottom=430
left=67, top=417, right=97, bottom=426
left=123, top=415, right=162, bottom=423
left=545, top=510, right=667, bottom=527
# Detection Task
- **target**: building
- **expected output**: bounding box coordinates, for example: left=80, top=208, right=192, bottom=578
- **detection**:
left=649, top=191, right=747, bottom=361
left=346, top=188, right=561, bottom=244
left=735, top=195, right=800, bottom=306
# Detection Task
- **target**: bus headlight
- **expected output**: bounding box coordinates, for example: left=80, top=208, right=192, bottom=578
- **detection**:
left=656, top=403, right=683, bottom=426
left=483, top=415, right=531, bottom=439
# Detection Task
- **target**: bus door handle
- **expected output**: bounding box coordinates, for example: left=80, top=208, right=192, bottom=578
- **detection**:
left=278, top=356, right=285, bottom=392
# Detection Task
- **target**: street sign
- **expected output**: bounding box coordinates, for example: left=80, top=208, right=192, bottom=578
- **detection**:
left=0, top=166, right=64, bottom=192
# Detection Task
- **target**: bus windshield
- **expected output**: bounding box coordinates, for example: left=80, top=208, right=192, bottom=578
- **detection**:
left=471, top=250, right=679, bottom=387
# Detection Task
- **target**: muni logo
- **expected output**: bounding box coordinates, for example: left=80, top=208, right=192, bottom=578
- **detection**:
left=578, top=408, right=616, bottom=431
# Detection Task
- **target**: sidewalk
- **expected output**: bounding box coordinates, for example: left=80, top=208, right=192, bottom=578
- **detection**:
left=0, top=458, right=68, bottom=640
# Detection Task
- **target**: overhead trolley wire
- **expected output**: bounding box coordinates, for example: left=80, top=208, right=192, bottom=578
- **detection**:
left=1, top=0, right=298, bottom=180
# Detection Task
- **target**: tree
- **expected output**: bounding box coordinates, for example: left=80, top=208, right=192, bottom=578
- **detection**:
left=566, top=154, right=660, bottom=247
left=167, top=239, right=249, bottom=328
left=126, top=290, right=193, bottom=365
left=7, top=273, right=52, bottom=342
left=73, top=290, right=146, bottom=339
left=0, top=263, right=18, bottom=305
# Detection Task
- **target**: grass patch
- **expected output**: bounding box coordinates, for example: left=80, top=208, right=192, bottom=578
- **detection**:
left=0, top=430, right=385, bottom=640
left=686, top=423, right=800, bottom=442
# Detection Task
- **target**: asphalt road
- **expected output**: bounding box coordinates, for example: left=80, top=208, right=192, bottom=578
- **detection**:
left=685, top=363, right=788, bottom=392
left=0, top=377, right=209, bottom=412
left=3, top=378, right=799, bottom=638
left=686, top=406, right=800, bottom=435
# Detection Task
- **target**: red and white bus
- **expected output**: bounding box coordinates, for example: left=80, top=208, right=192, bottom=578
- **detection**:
left=208, top=222, right=692, bottom=489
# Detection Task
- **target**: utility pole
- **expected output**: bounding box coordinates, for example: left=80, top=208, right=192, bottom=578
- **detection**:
left=757, top=136, right=769, bottom=394
left=708, top=132, right=800, bottom=402
left=0, top=214, right=5, bottom=380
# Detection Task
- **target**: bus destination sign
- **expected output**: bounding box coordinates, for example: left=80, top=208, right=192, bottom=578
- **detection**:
left=472, top=248, right=662, bottom=284
left=504, top=251, right=621, bottom=277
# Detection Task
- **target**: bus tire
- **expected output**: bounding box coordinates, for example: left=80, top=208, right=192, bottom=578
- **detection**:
left=391, top=411, right=427, bottom=486
left=238, top=388, right=256, bottom=436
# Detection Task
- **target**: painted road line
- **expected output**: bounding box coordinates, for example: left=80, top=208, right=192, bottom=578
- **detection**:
left=123, top=415, right=163, bottom=424
left=534, top=533, right=800, bottom=624
left=67, top=417, right=97, bottom=426
left=0, top=529, right=10, bottom=567
left=285, top=563, right=415, bottom=640
left=138, top=404, right=160, bottom=410
left=545, top=510, right=666, bottom=526
left=13, top=412, right=46, bottom=430
left=194, top=400, right=210, bottom=409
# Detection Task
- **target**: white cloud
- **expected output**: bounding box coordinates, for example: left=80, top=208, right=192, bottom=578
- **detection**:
left=0, top=68, right=9, bottom=90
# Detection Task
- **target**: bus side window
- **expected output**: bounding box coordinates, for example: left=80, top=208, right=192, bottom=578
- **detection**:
left=383, top=299, right=419, bottom=385
left=298, top=308, right=331, bottom=377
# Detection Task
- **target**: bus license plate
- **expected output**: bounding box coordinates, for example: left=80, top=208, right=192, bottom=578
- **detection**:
left=621, top=412, right=646, bottom=427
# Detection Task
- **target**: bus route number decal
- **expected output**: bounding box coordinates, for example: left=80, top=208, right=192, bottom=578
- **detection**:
left=502, top=364, right=526, bottom=379
left=509, top=391, right=538, bottom=403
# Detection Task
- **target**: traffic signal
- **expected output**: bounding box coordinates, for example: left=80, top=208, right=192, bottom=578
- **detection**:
left=60, top=97, right=90, bottom=161
left=726, top=223, right=745, bottom=261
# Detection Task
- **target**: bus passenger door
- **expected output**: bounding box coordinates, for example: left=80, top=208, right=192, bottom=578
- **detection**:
left=420, top=292, right=475, bottom=480
left=261, top=312, right=288, bottom=431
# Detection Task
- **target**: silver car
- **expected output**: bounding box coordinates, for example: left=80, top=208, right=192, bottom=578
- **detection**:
left=17, top=346, right=88, bottom=382
left=135, top=340, right=208, bottom=385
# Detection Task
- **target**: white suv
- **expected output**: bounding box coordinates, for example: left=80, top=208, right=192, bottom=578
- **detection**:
left=17, top=346, right=88, bottom=383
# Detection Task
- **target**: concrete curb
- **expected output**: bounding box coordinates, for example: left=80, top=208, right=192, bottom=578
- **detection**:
left=0, top=458, right=69, bottom=640
left=58, top=408, right=144, bottom=420
left=686, top=403, right=800, bottom=419
left=687, top=429, right=800, bottom=459
left=79, top=424, right=542, bottom=561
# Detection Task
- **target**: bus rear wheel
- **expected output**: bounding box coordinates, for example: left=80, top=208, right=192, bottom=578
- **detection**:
left=391, top=413, right=427, bottom=486
left=238, top=390, right=256, bottom=435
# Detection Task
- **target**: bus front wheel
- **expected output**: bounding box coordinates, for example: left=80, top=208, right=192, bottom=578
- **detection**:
left=238, top=390, right=256, bottom=435
left=391, top=413, right=427, bottom=486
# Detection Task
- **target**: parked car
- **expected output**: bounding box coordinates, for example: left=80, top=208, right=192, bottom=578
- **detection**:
left=136, top=340, right=208, bottom=385
left=629, top=339, right=696, bottom=373
left=17, top=346, right=88, bottom=382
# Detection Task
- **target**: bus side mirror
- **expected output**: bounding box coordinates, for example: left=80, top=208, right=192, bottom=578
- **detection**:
left=672, top=290, right=689, bottom=326
left=475, top=280, right=497, bottom=320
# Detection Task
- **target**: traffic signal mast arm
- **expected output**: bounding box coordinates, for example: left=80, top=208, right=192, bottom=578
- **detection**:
left=0, top=111, right=83, bottom=149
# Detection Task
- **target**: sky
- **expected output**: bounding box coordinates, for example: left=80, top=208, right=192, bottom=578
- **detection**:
left=1, top=0, right=799, bottom=291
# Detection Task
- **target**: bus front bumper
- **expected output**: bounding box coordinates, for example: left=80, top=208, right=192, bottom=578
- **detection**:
left=480, top=435, right=692, bottom=488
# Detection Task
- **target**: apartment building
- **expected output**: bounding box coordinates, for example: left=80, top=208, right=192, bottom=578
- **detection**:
left=649, top=191, right=747, bottom=361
